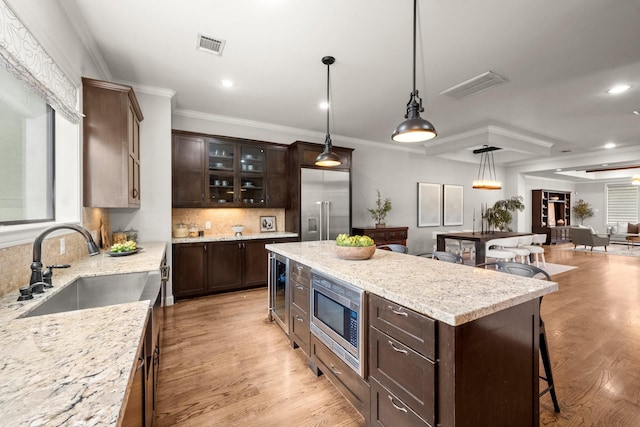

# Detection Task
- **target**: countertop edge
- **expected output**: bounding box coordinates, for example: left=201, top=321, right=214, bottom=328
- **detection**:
left=173, top=232, right=298, bottom=243
left=266, top=241, right=558, bottom=327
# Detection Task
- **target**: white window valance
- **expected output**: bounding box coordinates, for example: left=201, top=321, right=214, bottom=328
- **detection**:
left=0, top=0, right=81, bottom=123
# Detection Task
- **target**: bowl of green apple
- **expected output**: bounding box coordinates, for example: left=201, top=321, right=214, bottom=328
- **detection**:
left=334, top=234, right=376, bottom=260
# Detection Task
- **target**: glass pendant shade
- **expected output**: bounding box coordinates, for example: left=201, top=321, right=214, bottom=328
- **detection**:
left=392, top=0, right=437, bottom=143
left=315, top=56, right=342, bottom=167
left=472, top=145, right=502, bottom=190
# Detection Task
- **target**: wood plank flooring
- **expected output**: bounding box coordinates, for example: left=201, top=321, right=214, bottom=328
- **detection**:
left=155, top=243, right=640, bottom=426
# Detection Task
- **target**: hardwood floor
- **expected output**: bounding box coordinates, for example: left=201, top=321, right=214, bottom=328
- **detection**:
left=155, top=243, right=640, bottom=426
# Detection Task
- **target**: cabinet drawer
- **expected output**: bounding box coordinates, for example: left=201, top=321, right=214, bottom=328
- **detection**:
left=289, top=260, right=311, bottom=287
left=369, top=293, right=436, bottom=360
left=290, top=304, right=310, bottom=355
left=290, top=278, right=310, bottom=313
left=370, top=377, right=431, bottom=427
left=369, top=327, right=435, bottom=425
left=386, top=229, right=407, bottom=239
left=311, top=335, right=369, bottom=417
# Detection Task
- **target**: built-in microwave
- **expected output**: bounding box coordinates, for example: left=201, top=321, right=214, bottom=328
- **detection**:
left=310, top=271, right=365, bottom=377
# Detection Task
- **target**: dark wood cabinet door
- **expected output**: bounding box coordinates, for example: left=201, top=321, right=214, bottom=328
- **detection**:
left=172, top=243, right=207, bottom=299
left=208, top=241, right=242, bottom=292
left=172, top=134, right=205, bottom=207
left=243, top=240, right=269, bottom=287
left=265, top=146, right=288, bottom=208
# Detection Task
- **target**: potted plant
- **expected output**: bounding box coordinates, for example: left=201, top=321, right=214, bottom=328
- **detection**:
left=483, top=196, right=525, bottom=232
left=368, top=189, right=392, bottom=228
left=572, top=199, right=594, bottom=225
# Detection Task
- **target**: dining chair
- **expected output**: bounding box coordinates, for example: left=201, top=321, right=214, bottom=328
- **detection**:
left=483, top=261, right=560, bottom=413
left=521, top=234, right=546, bottom=267
left=377, top=244, right=409, bottom=254
left=432, top=231, right=461, bottom=254
left=432, top=251, right=464, bottom=264
left=485, top=237, right=518, bottom=262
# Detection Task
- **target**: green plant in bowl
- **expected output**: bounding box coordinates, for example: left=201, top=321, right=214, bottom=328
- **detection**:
left=336, top=234, right=375, bottom=247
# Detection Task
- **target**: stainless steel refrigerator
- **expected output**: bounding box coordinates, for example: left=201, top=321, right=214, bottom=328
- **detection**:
left=300, top=168, right=351, bottom=241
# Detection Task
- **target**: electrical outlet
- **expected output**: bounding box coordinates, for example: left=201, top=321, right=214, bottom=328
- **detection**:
left=60, top=237, right=65, bottom=254
left=205, top=221, right=211, bottom=229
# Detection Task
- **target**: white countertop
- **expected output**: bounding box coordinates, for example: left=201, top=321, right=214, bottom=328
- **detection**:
left=265, top=241, right=557, bottom=326
left=172, top=231, right=297, bottom=244
left=0, top=241, right=167, bottom=426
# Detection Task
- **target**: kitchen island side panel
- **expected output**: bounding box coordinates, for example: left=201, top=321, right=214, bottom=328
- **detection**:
left=438, top=298, right=539, bottom=427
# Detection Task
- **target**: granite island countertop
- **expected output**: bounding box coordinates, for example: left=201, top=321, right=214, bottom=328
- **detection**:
left=265, top=240, right=557, bottom=326
left=0, top=241, right=167, bottom=426
left=173, top=231, right=297, bottom=244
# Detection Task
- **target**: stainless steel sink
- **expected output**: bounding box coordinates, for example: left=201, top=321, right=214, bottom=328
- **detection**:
left=22, top=271, right=161, bottom=318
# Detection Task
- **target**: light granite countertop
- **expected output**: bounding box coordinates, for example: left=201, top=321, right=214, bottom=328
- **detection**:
left=0, top=241, right=167, bottom=426
left=173, top=231, right=297, bottom=244
left=265, top=240, right=558, bottom=326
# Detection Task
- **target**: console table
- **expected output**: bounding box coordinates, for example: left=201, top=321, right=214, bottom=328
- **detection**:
left=351, top=226, right=408, bottom=246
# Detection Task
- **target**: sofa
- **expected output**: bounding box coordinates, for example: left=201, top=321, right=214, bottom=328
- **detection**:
left=570, top=226, right=610, bottom=251
left=606, top=222, right=640, bottom=245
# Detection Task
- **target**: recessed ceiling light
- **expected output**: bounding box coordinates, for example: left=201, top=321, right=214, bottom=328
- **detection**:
left=556, top=168, right=562, bottom=172
left=319, top=101, right=329, bottom=109
left=634, top=110, right=640, bottom=115
left=607, top=84, right=631, bottom=94
left=221, top=79, right=234, bottom=88
left=604, top=142, right=616, bottom=149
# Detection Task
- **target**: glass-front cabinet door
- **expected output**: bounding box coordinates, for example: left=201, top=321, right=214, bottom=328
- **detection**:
left=239, top=145, right=265, bottom=206
left=208, top=139, right=235, bottom=205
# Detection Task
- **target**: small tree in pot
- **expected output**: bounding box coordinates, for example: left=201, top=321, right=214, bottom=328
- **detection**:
left=572, top=199, right=594, bottom=225
left=483, top=196, right=525, bottom=232
left=368, top=189, right=392, bottom=228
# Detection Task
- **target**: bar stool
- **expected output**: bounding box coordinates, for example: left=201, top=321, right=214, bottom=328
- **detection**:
left=483, top=261, right=560, bottom=412
left=432, top=251, right=464, bottom=264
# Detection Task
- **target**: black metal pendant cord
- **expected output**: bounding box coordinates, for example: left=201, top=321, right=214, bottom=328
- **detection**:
left=411, top=0, right=417, bottom=97
left=325, top=57, right=331, bottom=138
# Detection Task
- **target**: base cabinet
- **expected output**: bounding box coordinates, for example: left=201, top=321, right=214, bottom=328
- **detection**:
left=310, top=335, right=370, bottom=422
left=289, top=260, right=311, bottom=355
left=173, top=238, right=296, bottom=300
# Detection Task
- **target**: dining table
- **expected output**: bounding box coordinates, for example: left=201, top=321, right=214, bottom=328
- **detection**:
left=436, top=231, right=534, bottom=266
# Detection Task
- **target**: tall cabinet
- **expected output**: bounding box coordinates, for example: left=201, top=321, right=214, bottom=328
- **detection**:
left=531, top=189, right=572, bottom=244
left=82, top=77, right=143, bottom=208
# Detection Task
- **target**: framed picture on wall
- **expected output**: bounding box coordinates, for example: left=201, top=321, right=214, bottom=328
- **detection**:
left=260, top=216, right=276, bottom=232
left=417, top=182, right=441, bottom=227
left=443, top=184, right=464, bottom=226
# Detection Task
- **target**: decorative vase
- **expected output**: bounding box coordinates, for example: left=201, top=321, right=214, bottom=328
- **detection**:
left=375, top=223, right=386, bottom=228
left=334, top=245, right=376, bottom=260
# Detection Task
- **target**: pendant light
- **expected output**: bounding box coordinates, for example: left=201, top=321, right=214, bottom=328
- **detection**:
left=472, top=145, right=502, bottom=190
left=315, top=56, right=342, bottom=167
left=392, top=0, right=437, bottom=143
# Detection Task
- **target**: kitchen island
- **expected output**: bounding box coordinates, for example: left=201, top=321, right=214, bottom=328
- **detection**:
left=0, top=242, right=167, bottom=426
left=266, top=240, right=558, bottom=426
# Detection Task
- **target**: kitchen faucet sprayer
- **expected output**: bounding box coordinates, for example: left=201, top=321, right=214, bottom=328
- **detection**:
left=18, top=224, right=100, bottom=301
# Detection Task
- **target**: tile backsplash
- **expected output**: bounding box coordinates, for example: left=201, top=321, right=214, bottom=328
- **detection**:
left=0, top=208, right=110, bottom=298
left=172, top=208, right=285, bottom=237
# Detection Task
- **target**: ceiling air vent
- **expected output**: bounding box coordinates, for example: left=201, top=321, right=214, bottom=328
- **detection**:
left=197, top=34, right=226, bottom=56
left=440, top=71, right=508, bottom=100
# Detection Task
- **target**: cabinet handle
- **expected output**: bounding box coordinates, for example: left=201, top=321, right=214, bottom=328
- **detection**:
left=131, top=188, right=138, bottom=198
left=388, top=305, right=408, bottom=317
left=388, top=340, right=408, bottom=354
left=295, top=315, right=304, bottom=322
left=388, top=395, right=408, bottom=413
left=330, top=364, right=341, bottom=376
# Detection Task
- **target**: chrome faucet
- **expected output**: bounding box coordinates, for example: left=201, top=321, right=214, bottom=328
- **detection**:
left=18, top=224, right=100, bottom=301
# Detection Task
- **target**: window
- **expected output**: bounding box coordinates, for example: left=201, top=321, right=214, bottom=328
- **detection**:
left=0, top=66, right=55, bottom=225
left=606, top=184, right=638, bottom=224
